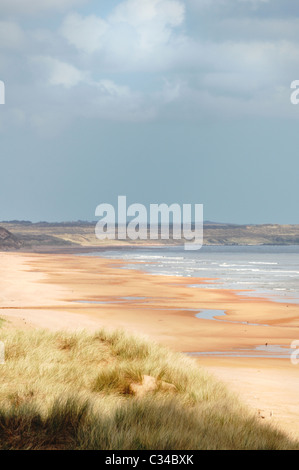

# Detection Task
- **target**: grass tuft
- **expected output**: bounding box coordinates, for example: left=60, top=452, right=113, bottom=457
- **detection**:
left=0, top=327, right=298, bottom=450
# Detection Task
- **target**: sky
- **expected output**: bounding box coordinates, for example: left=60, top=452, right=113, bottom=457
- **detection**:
left=0, top=0, right=299, bottom=224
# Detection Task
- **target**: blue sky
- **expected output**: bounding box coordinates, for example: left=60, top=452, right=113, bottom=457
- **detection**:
left=0, top=0, right=298, bottom=223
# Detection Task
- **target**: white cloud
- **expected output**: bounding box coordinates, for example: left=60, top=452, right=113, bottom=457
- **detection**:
left=1, top=0, right=299, bottom=136
left=110, top=0, right=185, bottom=28
left=33, top=57, right=88, bottom=88
left=61, top=13, right=108, bottom=54
left=61, top=0, right=185, bottom=57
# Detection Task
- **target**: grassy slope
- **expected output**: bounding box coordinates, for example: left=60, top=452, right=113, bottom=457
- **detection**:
left=0, top=327, right=298, bottom=450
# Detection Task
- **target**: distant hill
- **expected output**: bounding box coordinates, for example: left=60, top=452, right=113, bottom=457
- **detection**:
left=0, top=221, right=299, bottom=252
left=0, top=227, right=22, bottom=251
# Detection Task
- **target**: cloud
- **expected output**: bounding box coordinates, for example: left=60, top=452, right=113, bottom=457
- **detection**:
left=61, top=13, right=108, bottom=54
left=1, top=0, right=299, bottom=136
left=33, top=56, right=88, bottom=88
left=61, top=0, right=185, bottom=58
left=110, top=0, right=185, bottom=29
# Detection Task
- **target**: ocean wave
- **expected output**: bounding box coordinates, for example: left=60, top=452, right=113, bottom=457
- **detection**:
left=248, top=262, right=278, bottom=265
left=98, top=246, right=299, bottom=304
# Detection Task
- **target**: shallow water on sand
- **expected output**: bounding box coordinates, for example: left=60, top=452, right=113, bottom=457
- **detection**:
left=88, top=245, right=299, bottom=305
left=186, top=345, right=295, bottom=359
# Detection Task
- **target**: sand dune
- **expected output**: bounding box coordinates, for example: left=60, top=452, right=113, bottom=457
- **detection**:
left=1, top=251, right=299, bottom=439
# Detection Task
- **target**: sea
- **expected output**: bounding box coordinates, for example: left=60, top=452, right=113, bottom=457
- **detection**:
left=85, top=245, right=299, bottom=357
left=90, top=245, right=299, bottom=305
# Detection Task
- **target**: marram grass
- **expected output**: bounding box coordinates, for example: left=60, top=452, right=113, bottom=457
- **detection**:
left=0, top=327, right=298, bottom=450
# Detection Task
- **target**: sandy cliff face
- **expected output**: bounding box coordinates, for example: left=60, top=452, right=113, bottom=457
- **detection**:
left=0, top=227, right=22, bottom=251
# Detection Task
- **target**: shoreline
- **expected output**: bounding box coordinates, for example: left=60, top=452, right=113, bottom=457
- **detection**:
left=1, top=250, right=299, bottom=352
left=1, top=251, right=299, bottom=439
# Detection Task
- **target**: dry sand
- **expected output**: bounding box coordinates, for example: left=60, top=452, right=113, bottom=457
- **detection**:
left=1, top=251, right=299, bottom=440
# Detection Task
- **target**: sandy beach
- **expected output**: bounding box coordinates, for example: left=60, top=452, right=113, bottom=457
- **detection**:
left=1, top=251, right=299, bottom=440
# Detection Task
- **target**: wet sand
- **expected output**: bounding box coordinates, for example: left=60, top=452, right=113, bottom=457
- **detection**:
left=1, top=251, right=299, bottom=439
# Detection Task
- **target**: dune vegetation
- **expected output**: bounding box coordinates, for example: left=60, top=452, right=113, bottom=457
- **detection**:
left=0, top=326, right=298, bottom=450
